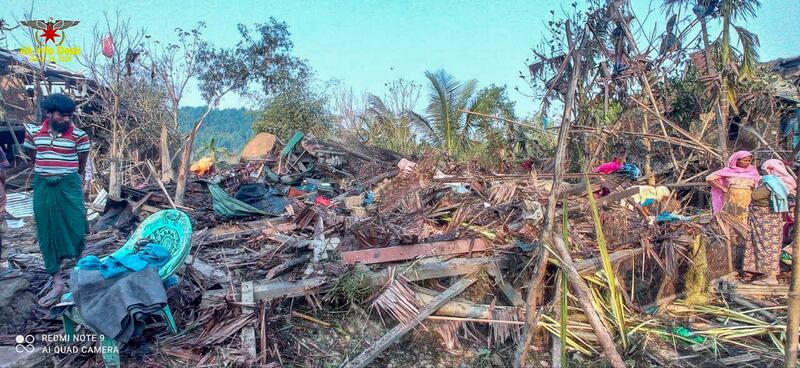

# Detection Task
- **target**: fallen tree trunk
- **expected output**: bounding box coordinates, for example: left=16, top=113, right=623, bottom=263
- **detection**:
left=515, top=19, right=583, bottom=368
left=551, top=234, right=625, bottom=368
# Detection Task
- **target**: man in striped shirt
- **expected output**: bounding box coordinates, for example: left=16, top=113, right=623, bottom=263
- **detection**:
left=24, top=93, right=91, bottom=306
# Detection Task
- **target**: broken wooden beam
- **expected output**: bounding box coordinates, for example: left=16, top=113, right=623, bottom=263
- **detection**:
left=568, top=187, right=640, bottom=213
left=413, top=285, right=523, bottom=320
left=253, top=277, right=327, bottom=302
left=181, top=255, right=232, bottom=286
left=363, top=256, right=509, bottom=285
left=204, top=220, right=297, bottom=245
left=340, top=238, right=492, bottom=265
left=241, top=281, right=257, bottom=359
left=341, top=277, right=477, bottom=368
left=551, top=234, right=625, bottom=368
left=718, top=353, right=760, bottom=366
left=265, top=254, right=312, bottom=281
left=487, top=263, right=525, bottom=307
left=573, top=247, right=644, bottom=276
left=730, top=295, right=778, bottom=321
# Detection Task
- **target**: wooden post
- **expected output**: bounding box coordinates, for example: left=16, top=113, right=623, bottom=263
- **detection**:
left=514, top=20, right=583, bottom=368
left=241, top=281, right=257, bottom=359
left=642, top=114, right=655, bottom=186
left=785, top=177, right=800, bottom=367
left=159, top=117, right=174, bottom=182
left=174, top=104, right=214, bottom=206
left=698, top=16, right=728, bottom=159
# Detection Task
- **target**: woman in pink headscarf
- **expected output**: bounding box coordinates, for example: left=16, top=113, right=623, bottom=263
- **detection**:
left=761, top=159, right=796, bottom=195
left=706, top=151, right=762, bottom=222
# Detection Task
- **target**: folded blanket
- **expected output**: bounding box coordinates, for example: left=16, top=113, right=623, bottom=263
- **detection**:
left=69, top=267, right=167, bottom=344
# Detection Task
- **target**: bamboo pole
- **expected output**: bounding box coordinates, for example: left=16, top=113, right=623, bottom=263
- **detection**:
left=785, top=179, right=800, bottom=367
left=642, top=114, right=655, bottom=186
left=514, top=20, right=583, bottom=368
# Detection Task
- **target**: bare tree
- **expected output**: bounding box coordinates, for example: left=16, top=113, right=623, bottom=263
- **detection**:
left=150, top=23, right=206, bottom=182
left=78, top=13, right=147, bottom=198
left=173, top=19, right=307, bottom=206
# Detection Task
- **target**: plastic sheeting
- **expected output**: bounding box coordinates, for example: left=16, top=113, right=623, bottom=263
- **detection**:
left=203, top=182, right=270, bottom=218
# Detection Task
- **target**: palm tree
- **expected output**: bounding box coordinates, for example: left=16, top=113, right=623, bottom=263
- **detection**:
left=411, top=70, right=513, bottom=158
left=363, top=94, right=418, bottom=156
left=665, top=0, right=761, bottom=156
left=197, top=137, right=229, bottom=161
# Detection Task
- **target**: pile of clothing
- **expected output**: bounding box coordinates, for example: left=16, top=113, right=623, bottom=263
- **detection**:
left=592, top=158, right=642, bottom=180
left=54, top=243, right=173, bottom=344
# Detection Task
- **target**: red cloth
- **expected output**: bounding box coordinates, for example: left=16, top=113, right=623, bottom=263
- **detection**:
left=102, top=33, right=114, bottom=58
left=521, top=159, right=534, bottom=170
left=287, top=187, right=307, bottom=198
left=314, top=195, right=333, bottom=207
left=592, top=158, right=623, bottom=174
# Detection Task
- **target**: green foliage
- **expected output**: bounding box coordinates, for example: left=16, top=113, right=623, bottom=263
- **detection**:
left=196, top=18, right=308, bottom=105
left=197, top=137, right=230, bottom=161
left=179, top=107, right=255, bottom=154
left=363, top=93, right=419, bottom=156
left=665, top=66, right=705, bottom=129
left=252, top=79, right=333, bottom=140
left=411, top=70, right=522, bottom=163
left=589, top=99, right=623, bottom=126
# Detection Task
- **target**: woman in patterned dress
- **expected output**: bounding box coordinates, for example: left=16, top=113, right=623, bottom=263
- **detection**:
left=745, top=160, right=795, bottom=285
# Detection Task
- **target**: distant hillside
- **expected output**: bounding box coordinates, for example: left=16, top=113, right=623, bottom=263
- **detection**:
left=178, top=107, right=255, bottom=155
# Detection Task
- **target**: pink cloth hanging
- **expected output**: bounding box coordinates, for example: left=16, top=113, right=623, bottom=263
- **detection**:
left=101, top=33, right=114, bottom=58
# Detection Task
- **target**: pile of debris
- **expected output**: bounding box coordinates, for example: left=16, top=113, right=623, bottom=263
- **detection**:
left=0, top=131, right=791, bottom=368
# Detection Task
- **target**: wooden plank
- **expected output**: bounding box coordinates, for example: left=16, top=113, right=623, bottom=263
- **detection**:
left=365, top=256, right=507, bottom=285
left=340, top=238, right=491, bottom=265
left=265, top=254, right=312, bottom=280
left=718, top=353, right=760, bottom=365
left=341, top=277, right=477, bottom=368
left=205, top=220, right=297, bottom=245
left=555, top=248, right=644, bottom=276
left=487, top=263, right=524, bottom=307
left=241, top=281, right=257, bottom=359
left=253, top=277, right=327, bottom=302
left=567, top=187, right=639, bottom=213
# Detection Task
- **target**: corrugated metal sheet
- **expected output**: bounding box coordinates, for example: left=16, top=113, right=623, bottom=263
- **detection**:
left=86, top=189, right=108, bottom=221
left=6, top=189, right=108, bottom=220
left=6, top=192, right=33, bottom=218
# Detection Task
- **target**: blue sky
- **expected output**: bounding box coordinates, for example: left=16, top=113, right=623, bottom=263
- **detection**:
left=3, top=0, right=800, bottom=118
